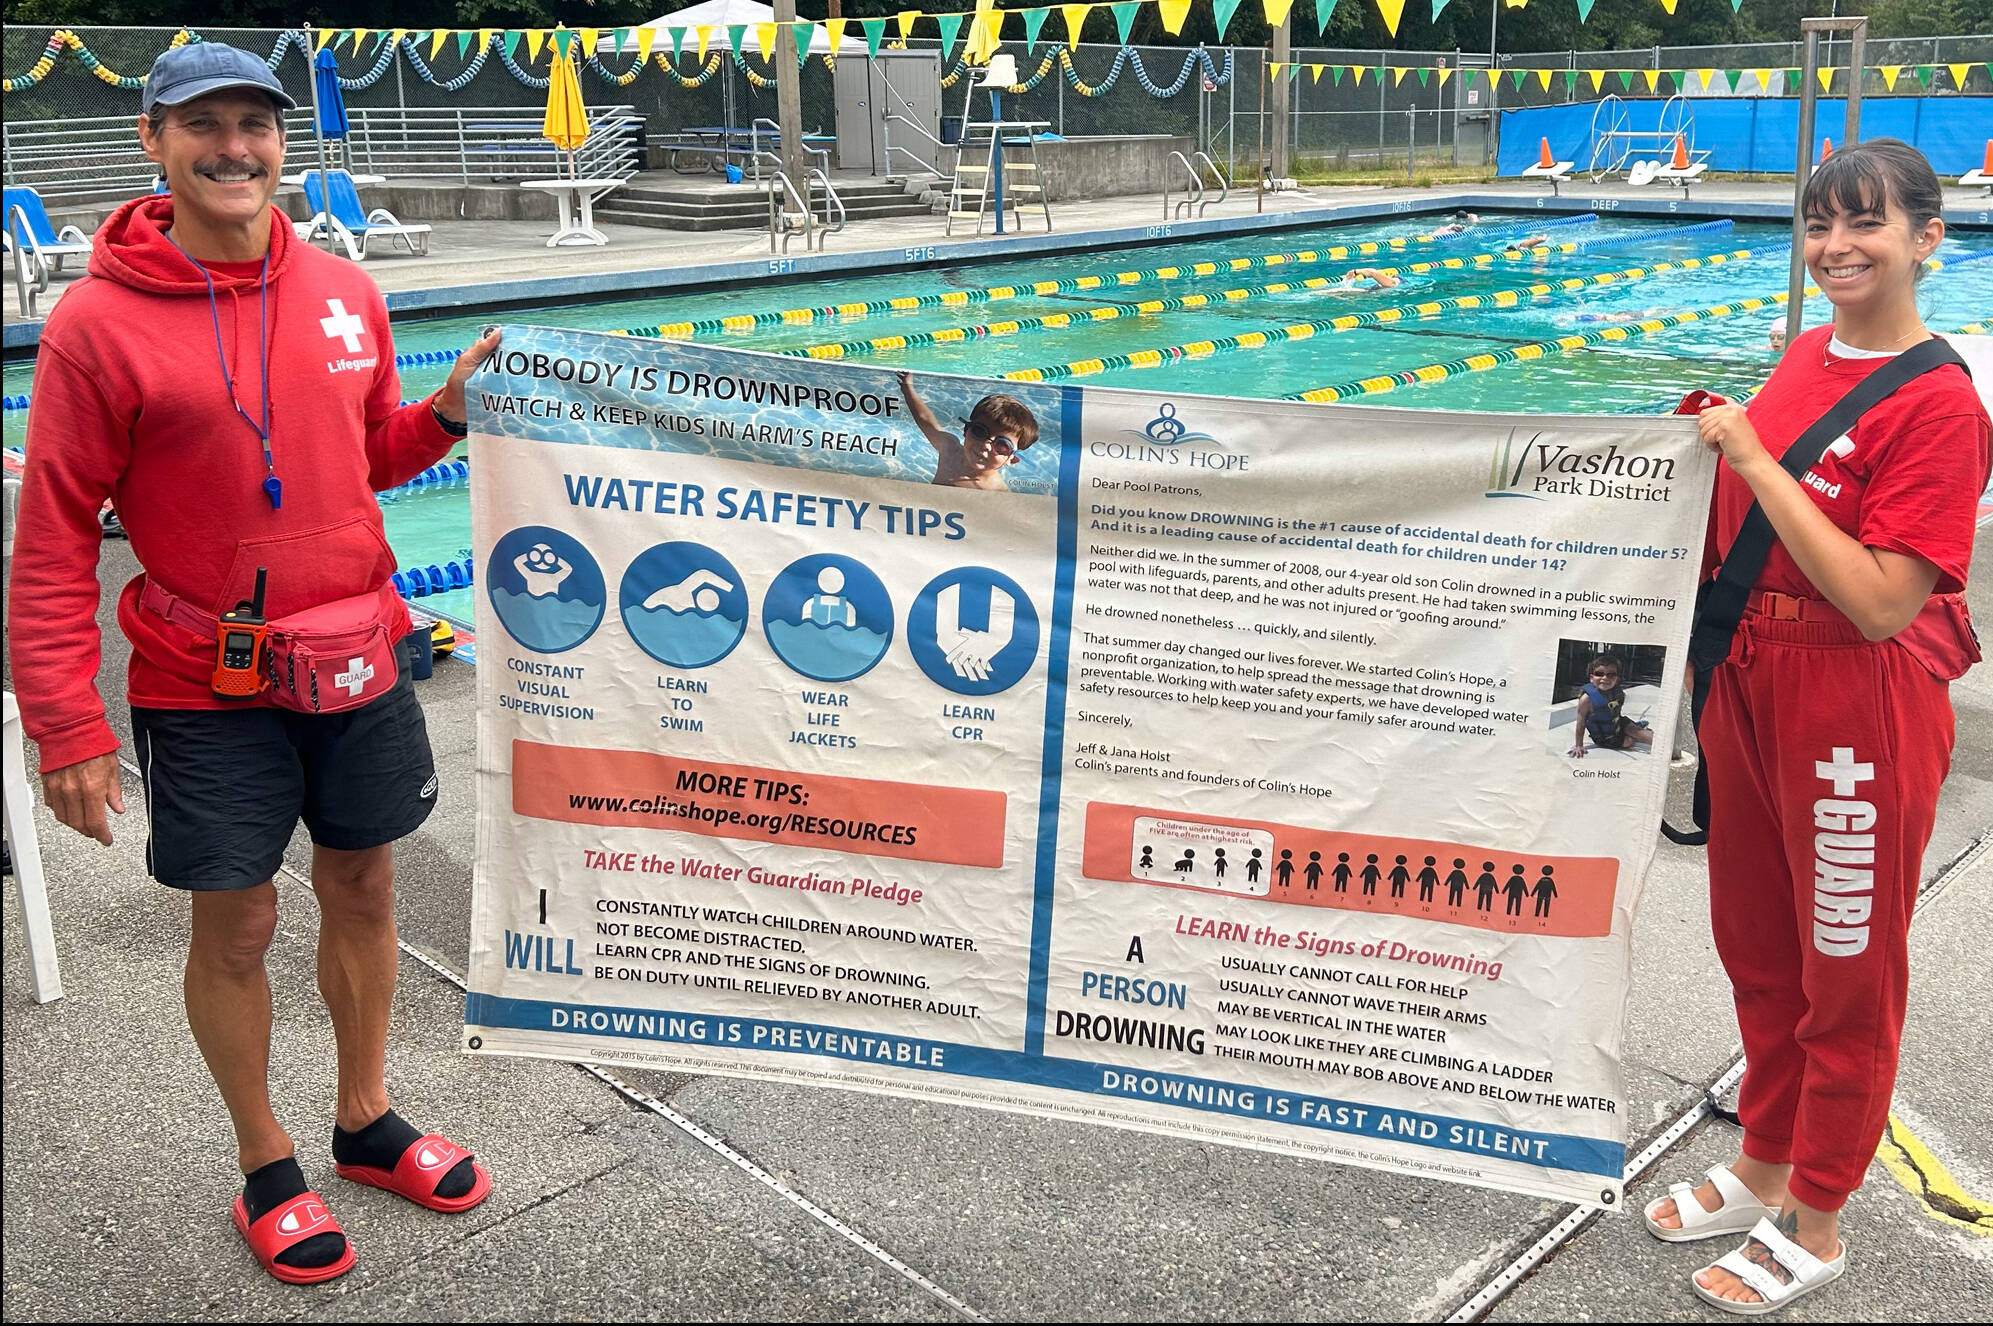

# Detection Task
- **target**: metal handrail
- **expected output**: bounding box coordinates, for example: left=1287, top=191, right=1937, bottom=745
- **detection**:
left=767, top=170, right=813, bottom=254
left=1167, top=150, right=1203, bottom=220
left=1191, top=150, right=1230, bottom=215
left=805, top=167, right=845, bottom=249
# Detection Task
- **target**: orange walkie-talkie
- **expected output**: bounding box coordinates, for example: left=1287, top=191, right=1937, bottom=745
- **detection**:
left=212, top=566, right=269, bottom=699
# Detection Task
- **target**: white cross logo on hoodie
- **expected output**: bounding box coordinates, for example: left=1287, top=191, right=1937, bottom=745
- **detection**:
left=320, top=299, right=366, bottom=353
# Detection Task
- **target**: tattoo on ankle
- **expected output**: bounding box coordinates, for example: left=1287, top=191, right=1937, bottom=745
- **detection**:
left=1742, top=1236, right=1795, bottom=1287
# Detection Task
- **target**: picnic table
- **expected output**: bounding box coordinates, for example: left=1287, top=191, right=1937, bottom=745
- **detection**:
left=654, top=126, right=836, bottom=179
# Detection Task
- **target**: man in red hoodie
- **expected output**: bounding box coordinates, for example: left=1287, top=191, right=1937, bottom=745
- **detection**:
left=8, top=44, right=499, bottom=1284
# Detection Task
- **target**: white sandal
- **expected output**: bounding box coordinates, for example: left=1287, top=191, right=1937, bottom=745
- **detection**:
left=1691, top=1216, right=1846, bottom=1315
left=1641, top=1163, right=1777, bottom=1242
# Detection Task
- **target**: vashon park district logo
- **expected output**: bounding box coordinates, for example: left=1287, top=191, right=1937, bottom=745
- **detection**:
left=1485, top=430, right=1677, bottom=504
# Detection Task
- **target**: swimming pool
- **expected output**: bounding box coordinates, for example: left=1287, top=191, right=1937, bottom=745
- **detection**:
left=8, top=207, right=1991, bottom=627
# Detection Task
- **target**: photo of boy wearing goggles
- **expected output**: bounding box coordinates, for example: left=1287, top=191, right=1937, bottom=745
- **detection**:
left=898, top=371, right=1043, bottom=490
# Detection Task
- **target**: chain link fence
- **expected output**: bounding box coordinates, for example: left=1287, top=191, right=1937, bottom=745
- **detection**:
left=6, top=26, right=1989, bottom=196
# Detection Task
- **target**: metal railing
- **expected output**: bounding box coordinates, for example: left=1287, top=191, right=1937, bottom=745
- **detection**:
left=341, top=105, right=642, bottom=183
left=806, top=167, right=845, bottom=248
left=0, top=105, right=639, bottom=203
left=1165, top=149, right=1202, bottom=220
left=768, top=170, right=812, bottom=253
left=1191, top=150, right=1229, bottom=215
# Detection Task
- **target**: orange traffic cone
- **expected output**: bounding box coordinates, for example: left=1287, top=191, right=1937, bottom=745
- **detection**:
left=1981, top=138, right=1992, bottom=174
left=1821, top=137, right=1834, bottom=161
left=1671, top=135, right=1689, bottom=170
left=1538, top=137, right=1555, bottom=169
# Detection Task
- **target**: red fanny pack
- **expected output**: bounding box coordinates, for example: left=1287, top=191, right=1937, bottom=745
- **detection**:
left=1895, top=592, right=1982, bottom=682
left=141, top=579, right=403, bottom=714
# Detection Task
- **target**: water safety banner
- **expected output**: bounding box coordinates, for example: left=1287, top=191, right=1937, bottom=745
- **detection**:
left=463, top=324, right=1714, bottom=1206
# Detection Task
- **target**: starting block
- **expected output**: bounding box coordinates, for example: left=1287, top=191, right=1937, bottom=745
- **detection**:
left=1958, top=140, right=1993, bottom=195
left=1522, top=138, right=1575, bottom=194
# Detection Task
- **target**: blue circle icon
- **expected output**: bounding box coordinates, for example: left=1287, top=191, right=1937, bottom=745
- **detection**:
left=763, top=554, right=893, bottom=683
left=486, top=526, right=605, bottom=654
left=619, top=542, right=749, bottom=669
left=908, top=568, right=1040, bottom=695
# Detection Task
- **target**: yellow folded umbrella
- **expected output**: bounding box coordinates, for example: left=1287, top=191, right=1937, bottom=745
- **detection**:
left=542, top=50, right=591, bottom=175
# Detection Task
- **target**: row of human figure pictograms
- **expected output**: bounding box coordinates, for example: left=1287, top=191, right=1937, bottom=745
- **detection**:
left=1137, top=845, right=1561, bottom=916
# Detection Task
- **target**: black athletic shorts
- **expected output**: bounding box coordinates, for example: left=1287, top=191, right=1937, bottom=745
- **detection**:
left=131, top=652, right=438, bottom=891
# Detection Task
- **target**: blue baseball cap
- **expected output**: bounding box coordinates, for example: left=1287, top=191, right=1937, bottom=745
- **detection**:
left=142, top=42, right=297, bottom=115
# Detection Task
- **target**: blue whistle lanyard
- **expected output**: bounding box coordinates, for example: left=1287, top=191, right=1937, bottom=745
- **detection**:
left=169, top=234, right=279, bottom=509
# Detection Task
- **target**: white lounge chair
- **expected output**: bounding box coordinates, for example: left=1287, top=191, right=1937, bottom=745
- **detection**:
left=2, top=187, right=92, bottom=278
left=297, top=169, right=431, bottom=261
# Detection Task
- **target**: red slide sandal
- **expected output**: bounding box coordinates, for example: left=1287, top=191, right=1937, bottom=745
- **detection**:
left=231, top=1192, right=356, bottom=1286
left=335, top=1134, right=491, bottom=1214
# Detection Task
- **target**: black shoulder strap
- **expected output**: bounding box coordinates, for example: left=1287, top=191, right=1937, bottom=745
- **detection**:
left=1662, top=336, right=1968, bottom=846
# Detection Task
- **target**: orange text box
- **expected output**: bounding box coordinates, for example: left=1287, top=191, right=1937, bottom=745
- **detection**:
left=513, top=740, right=1007, bottom=869
left=1083, top=802, right=1618, bottom=939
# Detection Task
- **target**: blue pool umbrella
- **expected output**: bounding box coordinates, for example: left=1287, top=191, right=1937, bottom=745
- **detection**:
left=312, top=48, right=349, bottom=140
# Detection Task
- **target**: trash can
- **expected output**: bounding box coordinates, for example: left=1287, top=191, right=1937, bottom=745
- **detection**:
left=941, top=116, right=963, bottom=146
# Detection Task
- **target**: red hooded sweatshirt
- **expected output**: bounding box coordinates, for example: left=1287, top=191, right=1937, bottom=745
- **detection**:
left=8, top=197, right=456, bottom=773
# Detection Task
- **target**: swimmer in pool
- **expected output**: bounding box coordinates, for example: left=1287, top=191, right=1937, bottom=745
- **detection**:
left=1505, top=234, right=1551, bottom=254
left=1339, top=267, right=1401, bottom=290
left=1428, top=210, right=1479, bottom=238
left=1768, top=320, right=1789, bottom=353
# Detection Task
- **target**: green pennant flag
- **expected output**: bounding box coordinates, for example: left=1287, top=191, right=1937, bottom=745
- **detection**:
left=860, top=17, right=887, bottom=57
left=668, top=25, right=685, bottom=58
left=1614, top=69, right=1633, bottom=91
left=1729, top=0, right=1743, bottom=9
left=936, top=12, right=963, bottom=60
left=1432, top=0, right=1451, bottom=19
left=1785, top=68, right=1800, bottom=93
left=1560, top=69, right=1577, bottom=91
left=1212, top=0, right=1245, bottom=41
left=1022, top=8, right=1050, bottom=52
left=795, top=22, right=815, bottom=64
left=1416, top=67, right=1431, bottom=86
left=1310, top=0, right=1339, bottom=34
left=1109, top=1, right=1139, bottom=44
left=367, top=30, right=388, bottom=55
left=1575, top=0, right=1596, bottom=20
left=1287, top=62, right=1302, bottom=81
left=1722, top=68, right=1741, bottom=92
left=727, top=24, right=747, bottom=55
left=1510, top=68, right=1527, bottom=91
left=501, top=31, right=522, bottom=60
left=552, top=28, right=573, bottom=58
left=1330, top=62, right=1344, bottom=84
left=611, top=27, right=627, bottom=54
left=1914, top=64, right=1934, bottom=88
left=455, top=29, right=473, bottom=57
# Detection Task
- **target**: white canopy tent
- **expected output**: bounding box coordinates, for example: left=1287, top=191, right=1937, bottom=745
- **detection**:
left=640, top=1, right=866, bottom=56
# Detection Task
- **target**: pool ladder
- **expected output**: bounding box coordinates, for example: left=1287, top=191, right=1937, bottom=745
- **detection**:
left=768, top=169, right=845, bottom=253
left=1165, top=151, right=1230, bottom=221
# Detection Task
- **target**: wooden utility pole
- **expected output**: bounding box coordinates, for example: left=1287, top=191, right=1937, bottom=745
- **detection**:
left=1269, top=12, right=1291, bottom=179
left=775, top=0, right=807, bottom=185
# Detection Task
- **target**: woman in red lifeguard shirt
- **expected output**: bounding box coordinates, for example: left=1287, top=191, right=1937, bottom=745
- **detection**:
left=1642, top=140, right=1988, bottom=1312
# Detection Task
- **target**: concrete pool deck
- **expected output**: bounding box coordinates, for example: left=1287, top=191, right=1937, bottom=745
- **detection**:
left=10, top=177, right=1993, bottom=351
left=3, top=525, right=1990, bottom=1317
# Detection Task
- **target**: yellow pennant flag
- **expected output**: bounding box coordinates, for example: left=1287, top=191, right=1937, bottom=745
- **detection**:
left=1587, top=68, right=1605, bottom=92
left=1947, top=61, right=1971, bottom=88
left=1374, top=0, right=1407, bottom=36
left=316, top=28, right=336, bottom=51
left=1436, top=67, right=1452, bottom=86
left=430, top=29, right=450, bottom=58
left=349, top=28, right=369, bottom=54
left=1158, top=0, right=1192, bottom=34
left=1310, top=63, right=1325, bottom=82
left=697, top=25, right=714, bottom=60
left=1879, top=65, right=1901, bottom=90
left=1264, top=0, right=1297, bottom=25
left=1060, top=4, right=1091, bottom=48
left=1267, top=62, right=1282, bottom=79
left=1642, top=69, right=1661, bottom=92
left=388, top=28, right=407, bottom=49
left=897, top=10, right=921, bottom=38
left=754, top=22, right=775, bottom=59
left=525, top=29, right=545, bottom=61
left=1536, top=68, right=1553, bottom=91
left=1393, top=66, right=1413, bottom=86
left=581, top=28, right=600, bottom=57
left=1696, top=68, right=1715, bottom=90
left=1659, top=0, right=1678, bottom=13
left=825, top=19, right=848, bottom=51
left=1349, top=64, right=1367, bottom=85
left=637, top=26, right=657, bottom=61
left=1752, top=68, right=1772, bottom=92
left=1818, top=66, right=1835, bottom=93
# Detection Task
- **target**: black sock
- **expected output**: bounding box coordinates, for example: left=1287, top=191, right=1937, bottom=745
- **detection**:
left=333, top=1109, right=475, bottom=1200
left=242, top=1157, right=346, bottom=1270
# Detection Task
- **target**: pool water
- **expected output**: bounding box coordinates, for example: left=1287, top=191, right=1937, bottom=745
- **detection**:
left=8, top=209, right=1991, bottom=626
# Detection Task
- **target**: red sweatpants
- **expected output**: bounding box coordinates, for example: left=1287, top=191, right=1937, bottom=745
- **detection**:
left=1700, top=609, right=1953, bottom=1212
